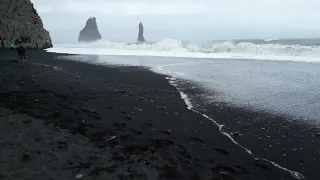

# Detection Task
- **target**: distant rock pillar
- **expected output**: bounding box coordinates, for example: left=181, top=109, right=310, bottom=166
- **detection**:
left=137, top=22, right=146, bottom=42
left=78, top=17, right=102, bottom=42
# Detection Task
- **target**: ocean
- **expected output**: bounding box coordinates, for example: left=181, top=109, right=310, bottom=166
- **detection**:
left=47, top=38, right=320, bottom=122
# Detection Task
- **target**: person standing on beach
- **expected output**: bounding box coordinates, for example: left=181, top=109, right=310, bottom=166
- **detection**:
left=16, top=44, right=26, bottom=67
left=45, top=40, right=48, bottom=49
left=1, top=34, right=4, bottom=48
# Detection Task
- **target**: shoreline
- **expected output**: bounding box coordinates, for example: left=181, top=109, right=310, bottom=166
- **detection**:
left=166, top=77, right=311, bottom=180
left=171, top=77, right=320, bottom=180
left=0, top=49, right=315, bottom=179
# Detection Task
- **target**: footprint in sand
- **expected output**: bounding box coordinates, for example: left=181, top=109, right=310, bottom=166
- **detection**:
left=214, top=148, right=230, bottom=156
left=189, top=137, right=206, bottom=145
left=113, top=122, right=127, bottom=128
left=158, top=130, right=171, bottom=136
left=131, top=129, right=142, bottom=135
left=124, top=116, right=132, bottom=120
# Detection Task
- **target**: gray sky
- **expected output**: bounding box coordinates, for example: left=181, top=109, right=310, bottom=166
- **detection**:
left=31, top=0, right=320, bottom=43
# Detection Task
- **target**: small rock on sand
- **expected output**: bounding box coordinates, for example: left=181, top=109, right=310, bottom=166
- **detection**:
left=75, top=174, right=83, bottom=179
left=21, top=153, right=30, bottom=163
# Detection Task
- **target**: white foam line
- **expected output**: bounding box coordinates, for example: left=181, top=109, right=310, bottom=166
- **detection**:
left=165, top=76, right=305, bottom=180
left=106, top=136, right=116, bottom=142
left=156, top=61, right=207, bottom=77
left=157, top=61, right=204, bottom=70
left=46, top=47, right=320, bottom=63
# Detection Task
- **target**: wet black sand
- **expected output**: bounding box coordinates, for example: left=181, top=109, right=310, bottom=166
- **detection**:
left=169, top=73, right=320, bottom=180
left=0, top=49, right=309, bottom=180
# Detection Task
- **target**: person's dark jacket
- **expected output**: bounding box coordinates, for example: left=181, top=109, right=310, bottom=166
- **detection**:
left=16, top=45, right=25, bottom=56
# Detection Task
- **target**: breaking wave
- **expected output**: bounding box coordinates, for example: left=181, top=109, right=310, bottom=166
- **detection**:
left=50, top=39, right=320, bottom=62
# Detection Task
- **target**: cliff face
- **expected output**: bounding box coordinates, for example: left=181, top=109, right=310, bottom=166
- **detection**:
left=78, top=17, right=101, bottom=43
left=137, top=22, right=145, bottom=43
left=0, top=0, right=52, bottom=49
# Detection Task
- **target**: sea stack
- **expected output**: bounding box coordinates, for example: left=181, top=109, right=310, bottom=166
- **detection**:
left=137, top=22, right=146, bottom=43
left=0, top=0, right=52, bottom=49
left=78, top=17, right=102, bottom=43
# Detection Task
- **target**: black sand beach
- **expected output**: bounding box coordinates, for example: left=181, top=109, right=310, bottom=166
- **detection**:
left=0, top=49, right=316, bottom=180
left=175, top=79, right=320, bottom=180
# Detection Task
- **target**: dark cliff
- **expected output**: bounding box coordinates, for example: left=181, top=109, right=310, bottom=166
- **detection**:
left=0, top=0, right=52, bottom=49
left=78, top=17, right=101, bottom=43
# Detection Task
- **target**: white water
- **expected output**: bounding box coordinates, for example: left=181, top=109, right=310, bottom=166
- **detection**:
left=47, top=40, right=320, bottom=179
left=48, top=39, right=320, bottom=63
left=50, top=43, right=320, bottom=121
left=167, top=77, right=304, bottom=180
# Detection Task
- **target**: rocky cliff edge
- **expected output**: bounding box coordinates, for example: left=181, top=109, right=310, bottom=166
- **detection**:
left=0, top=0, right=52, bottom=49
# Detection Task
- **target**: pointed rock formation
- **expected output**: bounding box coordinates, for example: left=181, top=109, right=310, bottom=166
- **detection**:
left=78, top=17, right=101, bottom=43
left=0, top=0, right=52, bottom=49
left=137, top=22, right=145, bottom=43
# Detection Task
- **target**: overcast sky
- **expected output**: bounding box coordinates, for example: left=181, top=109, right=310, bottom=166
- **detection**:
left=31, top=0, right=320, bottom=43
